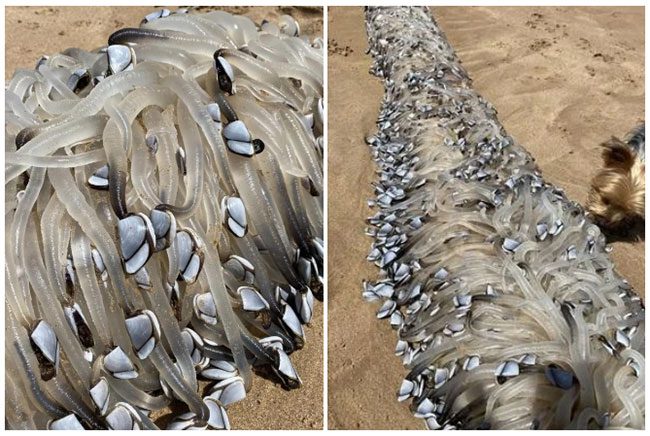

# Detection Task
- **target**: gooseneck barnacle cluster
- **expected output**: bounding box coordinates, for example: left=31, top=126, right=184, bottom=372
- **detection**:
left=6, top=8, right=323, bottom=430
left=363, top=7, right=643, bottom=430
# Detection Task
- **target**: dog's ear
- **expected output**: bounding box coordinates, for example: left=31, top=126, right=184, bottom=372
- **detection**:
left=600, top=137, right=635, bottom=170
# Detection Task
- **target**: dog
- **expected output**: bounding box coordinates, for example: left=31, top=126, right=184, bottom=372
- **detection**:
left=587, top=123, right=645, bottom=232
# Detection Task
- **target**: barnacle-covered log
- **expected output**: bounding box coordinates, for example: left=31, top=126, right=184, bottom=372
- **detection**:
left=5, top=7, right=322, bottom=430
left=363, top=6, right=644, bottom=430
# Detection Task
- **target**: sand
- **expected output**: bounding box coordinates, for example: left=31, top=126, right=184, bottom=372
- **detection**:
left=5, top=6, right=323, bottom=430
left=327, top=6, right=644, bottom=430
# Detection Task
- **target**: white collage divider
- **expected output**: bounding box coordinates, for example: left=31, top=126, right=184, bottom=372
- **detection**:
left=1, top=0, right=648, bottom=433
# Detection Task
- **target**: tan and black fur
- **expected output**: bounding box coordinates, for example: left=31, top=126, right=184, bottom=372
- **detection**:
left=587, top=124, right=645, bottom=231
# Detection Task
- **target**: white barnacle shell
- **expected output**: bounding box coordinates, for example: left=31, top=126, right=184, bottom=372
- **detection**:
left=495, top=360, right=520, bottom=379
left=88, top=164, right=109, bottom=189
left=181, top=328, right=210, bottom=370
left=376, top=299, right=397, bottom=319
left=174, top=229, right=203, bottom=283
left=142, top=8, right=171, bottom=24
left=397, top=379, right=414, bottom=402
left=117, top=213, right=156, bottom=274
left=238, top=286, right=270, bottom=312
left=48, top=414, right=85, bottom=430
left=166, top=411, right=204, bottom=430
left=295, top=287, right=315, bottom=324
left=207, top=376, right=247, bottom=407
left=214, top=54, right=235, bottom=95
left=272, top=347, right=302, bottom=389
left=221, top=196, right=248, bottom=237
left=226, top=139, right=255, bottom=157
left=125, top=310, right=161, bottom=360
left=296, top=255, right=312, bottom=284
left=207, top=102, right=222, bottom=123
left=107, top=44, right=134, bottom=75
left=106, top=402, right=142, bottom=430
left=204, top=397, right=231, bottom=429
left=194, top=292, right=218, bottom=325
left=150, top=208, right=176, bottom=251
left=224, top=255, right=255, bottom=284
left=223, top=120, right=251, bottom=143
left=103, top=347, right=138, bottom=380
left=202, top=359, right=238, bottom=381
left=31, top=320, right=60, bottom=368
left=282, top=302, right=305, bottom=340
left=90, top=378, right=110, bottom=415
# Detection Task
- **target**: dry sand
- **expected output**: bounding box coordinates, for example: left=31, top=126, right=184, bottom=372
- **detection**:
left=328, top=6, right=644, bottom=430
left=5, top=6, right=323, bottom=430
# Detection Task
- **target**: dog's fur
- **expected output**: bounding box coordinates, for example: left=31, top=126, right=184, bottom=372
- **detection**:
left=587, top=124, right=645, bottom=231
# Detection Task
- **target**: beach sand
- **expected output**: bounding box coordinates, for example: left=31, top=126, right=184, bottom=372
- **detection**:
left=5, top=6, right=323, bottom=429
left=328, top=6, right=644, bottom=429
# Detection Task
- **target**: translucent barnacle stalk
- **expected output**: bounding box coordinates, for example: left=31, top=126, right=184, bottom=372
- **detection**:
left=5, top=7, right=322, bottom=430
left=363, top=6, right=644, bottom=430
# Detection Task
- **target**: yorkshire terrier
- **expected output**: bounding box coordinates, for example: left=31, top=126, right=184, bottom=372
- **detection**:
left=587, top=123, right=645, bottom=233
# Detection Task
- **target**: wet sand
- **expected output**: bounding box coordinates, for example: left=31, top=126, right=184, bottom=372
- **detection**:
left=5, top=6, right=323, bottom=430
left=328, top=6, right=644, bottom=430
